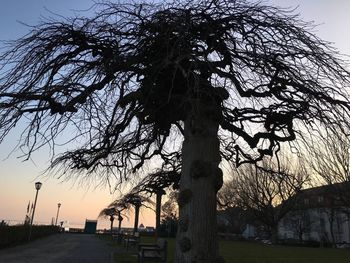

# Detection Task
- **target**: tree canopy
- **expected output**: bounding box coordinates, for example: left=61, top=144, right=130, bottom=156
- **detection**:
left=1, top=0, right=350, bottom=179
left=2, top=0, right=350, bottom=262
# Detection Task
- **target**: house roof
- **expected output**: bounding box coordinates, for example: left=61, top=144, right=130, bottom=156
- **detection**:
left=295, top=182, right=350, bottom=209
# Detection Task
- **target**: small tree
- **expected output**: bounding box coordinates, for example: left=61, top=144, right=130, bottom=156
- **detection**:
left=226, top=157, right=309, bottom=243
left=133, top=169, right=180, bottom=237
left=162, top=190, right=179, bottom=220
left=217, top=185, right=250, bottom=235
left=114, top=193, right=153, bottom=235
left=161, top=190, right=179, bottom=237
left=306, top=128, right=350, bottom=245
left=2, top=1, right=350, bottom=261
left=99, top=198, right=129, bottom=235
left=307, top=129, right=350, bottom=211
left=286, top=209, right=313, bottom=242
left=99, top=207, right=118, bottom=235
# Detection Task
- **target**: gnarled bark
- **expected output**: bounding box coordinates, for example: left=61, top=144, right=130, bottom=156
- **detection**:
left=175, top=99, right=223, bottom=263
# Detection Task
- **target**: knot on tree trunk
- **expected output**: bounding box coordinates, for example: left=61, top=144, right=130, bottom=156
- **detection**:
left=190, top=160, right=212, bottom=178
left=177, top=189, right=192, bottom=207
left=179, top=236, right=192, bottom=252
left=178, top=216, right=189, bottom=232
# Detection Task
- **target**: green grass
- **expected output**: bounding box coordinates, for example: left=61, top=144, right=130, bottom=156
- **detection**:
left=99, top=235, right=350, bottom=263
left=220, top=241, right=350, bottom=263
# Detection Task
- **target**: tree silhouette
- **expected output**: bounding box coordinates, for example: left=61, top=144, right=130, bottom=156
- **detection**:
left=225, top=157, right=309, bottom=243
left=99, top=201, right=128, bottom=235
left=111, top=192, right=153, bottom=235
left=307, top=128, right=350, bottom=211
left=133, top=168, right=180, bottom=237
left=99, top=207, right=118, bottom=235
left=2, top=0, right=350, bottom=261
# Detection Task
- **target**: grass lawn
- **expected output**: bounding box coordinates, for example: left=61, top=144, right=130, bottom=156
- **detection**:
left=99, top=235, right=350, bottom=263
left=220, top=241, right=350, bottom=263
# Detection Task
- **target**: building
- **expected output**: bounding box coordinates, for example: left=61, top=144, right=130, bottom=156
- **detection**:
left=84, top=219, right=97, bottom=234
left=279, top=183, right=350, bottom=244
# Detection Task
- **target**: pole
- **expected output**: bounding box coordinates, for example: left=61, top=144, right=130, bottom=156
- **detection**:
left=55, top=203, right=61, bottom=226
left=28, top=188, right=39, bottom=241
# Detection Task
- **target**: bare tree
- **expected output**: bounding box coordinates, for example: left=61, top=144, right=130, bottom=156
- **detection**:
left=227, top=157, right=309, bottom=243
left=286, top=209, right=313, bottom=243
left=99, top=207, right=118, bottom=235
left=1, top=0, right=350, bottom=261
left=217, top=181, right=251, bottom=235
left=217, top=179, right=239, bottom=209
left=133, top=168, right=180, bottom=237
left=111, top=192, right=154, bottom=235
left=162, top=190, right=179, bottom=220
left=306, top=128, right=350, bottom=245
left=161, top=190, right=179, bottom=237
left=307, top=129, right=350, bottom=209
left=99, top=200, right=128, bottom=235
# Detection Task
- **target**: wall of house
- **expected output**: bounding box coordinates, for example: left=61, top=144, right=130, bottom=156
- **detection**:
left=279, top=208, right=350, bottom=244
left=242, top=224, right=256, bottom=239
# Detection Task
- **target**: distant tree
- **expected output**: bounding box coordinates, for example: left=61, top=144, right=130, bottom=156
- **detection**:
left=114, top=192, right=154, bottom=235
left=285, top=209, right=313, bottom=243
left=0, top=220, right=8, bottom=228
left=133, top=168, right=180, bottom=237
left=100, top=197, right=130, bottom=235
left=162, top=190, right=179, bottom=220
left=217, top=183, right=250, bottom=235
left=306, top=128, right=350, bottom=245
left=159, top=191, right=179, bottom=237
left=99, top=207, right=118, bottom=235
left=217, top=179, right=239, bottom=209
left=226, top=157, right=309, bottom=243
left=160, top=216, right=178, bottom=238
left=307, top=129, right=350, bottom=211
left=2, top=1, right=350, bottom=261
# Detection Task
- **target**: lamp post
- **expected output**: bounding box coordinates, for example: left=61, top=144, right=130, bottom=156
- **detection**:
left=28, top=181, right=42, bottom=241
left=55, top=203, right=61, bottom=226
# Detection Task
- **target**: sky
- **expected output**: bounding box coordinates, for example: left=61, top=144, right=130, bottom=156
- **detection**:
left=1, top=0, right=350, bottom=230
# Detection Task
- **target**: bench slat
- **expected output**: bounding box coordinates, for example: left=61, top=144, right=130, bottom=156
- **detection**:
left=138, top=238, right=167, bottom=263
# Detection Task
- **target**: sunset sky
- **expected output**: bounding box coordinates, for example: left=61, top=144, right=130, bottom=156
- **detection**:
left=1, top=0, right=350, bottom=230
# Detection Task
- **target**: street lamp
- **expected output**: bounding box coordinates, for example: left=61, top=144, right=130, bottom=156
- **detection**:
left=28, top=181, right=42, bottom=241
left=55, top=203, right=61, bottom=226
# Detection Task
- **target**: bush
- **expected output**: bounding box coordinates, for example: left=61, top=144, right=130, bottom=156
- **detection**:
left=0, top=225, right=60, bottom=248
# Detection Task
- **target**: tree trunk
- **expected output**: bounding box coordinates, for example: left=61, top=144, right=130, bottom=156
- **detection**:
left=329, top=210, right=336, bottom=247
left=133, top=205, right=140, bottom=235
left=270, top=225, right=278, bottom=244
left=174, top=99, right=223, bottom=263
left=298, top=223, right=303, bottom=243
left=118, top=212, right=123, bottom=233
left=155, top=192, right=163, bottom=238
left=110, top=217, right=114, bottom=235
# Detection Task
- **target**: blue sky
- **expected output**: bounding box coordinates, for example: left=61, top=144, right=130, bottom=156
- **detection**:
left=1, top=0, right=350, bottom=229
left=0, top=0, right=94, bottom=40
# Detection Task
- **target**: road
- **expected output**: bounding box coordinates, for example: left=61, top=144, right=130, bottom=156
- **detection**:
left=0, top=234, right=115, bottom=263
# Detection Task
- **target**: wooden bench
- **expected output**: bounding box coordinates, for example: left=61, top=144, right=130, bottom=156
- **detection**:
left=112, top=233, right=124, bottom=244
left=123, top=232, right=140, bottom=251
left=138, top=238, right=167, bottom=263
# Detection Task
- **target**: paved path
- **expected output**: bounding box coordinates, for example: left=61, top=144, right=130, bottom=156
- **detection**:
left=0, top=234, right=115, bottom=263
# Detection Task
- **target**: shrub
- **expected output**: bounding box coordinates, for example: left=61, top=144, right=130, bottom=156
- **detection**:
left=0, top=225, right=60, bottom=248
